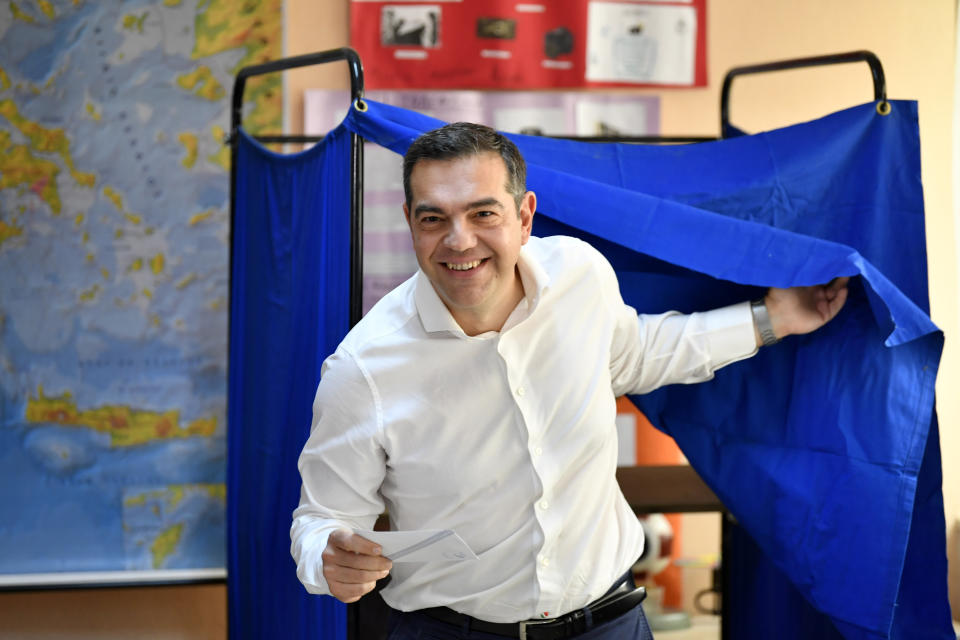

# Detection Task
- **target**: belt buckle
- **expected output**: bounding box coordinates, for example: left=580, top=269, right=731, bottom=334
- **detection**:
left=518, top=619, right=550, bottom=640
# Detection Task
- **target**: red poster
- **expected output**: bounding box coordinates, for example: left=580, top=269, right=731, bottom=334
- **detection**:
left=350, top=0, right=707, bottom=90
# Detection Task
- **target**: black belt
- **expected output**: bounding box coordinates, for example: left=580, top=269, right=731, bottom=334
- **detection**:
left=418, top=579, right=646, bottom=640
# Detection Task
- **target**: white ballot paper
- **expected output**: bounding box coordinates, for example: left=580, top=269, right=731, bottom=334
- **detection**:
left=354, top=529, right=478, bottom=563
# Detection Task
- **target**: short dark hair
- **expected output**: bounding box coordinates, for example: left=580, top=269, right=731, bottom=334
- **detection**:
left=403, top=122, right=527, bottom=211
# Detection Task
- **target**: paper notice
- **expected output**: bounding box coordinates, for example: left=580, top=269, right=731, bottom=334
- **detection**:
left=586, top=2, right=697, bottom=85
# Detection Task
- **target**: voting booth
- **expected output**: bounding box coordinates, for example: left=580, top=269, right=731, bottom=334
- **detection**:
left=226, top=49, right=951, bottom=640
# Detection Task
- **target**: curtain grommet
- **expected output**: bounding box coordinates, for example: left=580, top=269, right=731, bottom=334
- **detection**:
left=354, top=98, right=368, bottom=113
left=876, top=101, right=891, bottom=116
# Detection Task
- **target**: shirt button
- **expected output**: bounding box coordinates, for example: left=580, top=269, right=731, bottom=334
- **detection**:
left=539, top=555, right=550, bottom=567
left=534, top=446, right=543, bottom=456
left=516, top=386, right=526, bottom=397
left=538, top=500, right=549, bottom=510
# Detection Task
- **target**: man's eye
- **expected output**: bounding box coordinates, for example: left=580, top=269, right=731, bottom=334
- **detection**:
left=421, top=216, right=441, bottom=224
left=476, top=211, right=494, bottom=218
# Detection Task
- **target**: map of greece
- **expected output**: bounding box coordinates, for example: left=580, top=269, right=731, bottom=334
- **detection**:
left=0, top=0, right=280, bottom=579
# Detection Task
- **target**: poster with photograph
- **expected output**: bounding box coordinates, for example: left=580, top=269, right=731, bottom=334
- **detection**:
left=350, top=0, right=706, bottom=89
left=380, top=5, right=441, bottom=49
left=304, top=90, right=660, bottom=312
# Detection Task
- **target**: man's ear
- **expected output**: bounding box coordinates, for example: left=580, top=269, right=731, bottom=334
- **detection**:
left=403, top=203, right=412, bottom=229
left=519, top=191, right=536, bottom=244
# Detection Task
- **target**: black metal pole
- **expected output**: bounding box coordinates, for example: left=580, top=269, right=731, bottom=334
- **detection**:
left=720, top=50, right=887, bottom=137
left=721, top=511, right=733, bottom=640
left=349, top=126, right=365, bottom=327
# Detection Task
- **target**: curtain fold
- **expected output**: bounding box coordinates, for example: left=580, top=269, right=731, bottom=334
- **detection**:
left=228, top=126, right=351, bottom=639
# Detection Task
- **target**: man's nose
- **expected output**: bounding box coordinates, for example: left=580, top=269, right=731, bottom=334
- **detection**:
left=443, top=220, right=476, bottom=251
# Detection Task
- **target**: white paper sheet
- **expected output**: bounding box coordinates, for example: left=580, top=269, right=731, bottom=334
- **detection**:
left=586, top=2, right=697, bottom=85
left=354, top=529, right=479, bottom=563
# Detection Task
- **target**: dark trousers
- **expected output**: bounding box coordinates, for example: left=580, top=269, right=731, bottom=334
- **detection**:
left=385, top=602, right=654, bottom=640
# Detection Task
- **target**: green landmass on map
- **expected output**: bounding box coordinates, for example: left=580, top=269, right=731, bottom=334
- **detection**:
left=191, top=0, right=283, bottom=166
left=0, top=129, right=62, bottom=213
left=26, top=386, right=217, bottom=447
left=193, top=0, right=281, bottom=133
left=0, top=99, right=95, bottom=189
left=151, top=523, right=183, bottom=568
left=124, top=483, right=226, bottom=511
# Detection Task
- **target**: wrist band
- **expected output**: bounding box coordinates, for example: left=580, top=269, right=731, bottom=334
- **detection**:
left=751, top=298, right=780, bottom=346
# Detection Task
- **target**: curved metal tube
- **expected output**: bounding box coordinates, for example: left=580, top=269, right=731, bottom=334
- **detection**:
left=228, top=47, right=366, bottom=327
left=720, top=50, right=887, bottom=137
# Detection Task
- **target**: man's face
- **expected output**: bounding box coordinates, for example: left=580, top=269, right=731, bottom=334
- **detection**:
left=403, top=152, right=535, bottom=331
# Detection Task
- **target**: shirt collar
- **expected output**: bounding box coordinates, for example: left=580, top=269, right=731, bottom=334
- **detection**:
left=516, top=240, right=551, bottom=309
left=414, top=270, right=463, bottom=335
left=413, top=240, right=553, bottom=337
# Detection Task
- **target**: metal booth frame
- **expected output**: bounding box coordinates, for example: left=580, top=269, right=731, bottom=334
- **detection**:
left=227, top=48, right=889, bottom=640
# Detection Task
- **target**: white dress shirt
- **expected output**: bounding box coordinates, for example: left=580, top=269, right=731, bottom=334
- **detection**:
left=290, top=235, right=757, bottom=623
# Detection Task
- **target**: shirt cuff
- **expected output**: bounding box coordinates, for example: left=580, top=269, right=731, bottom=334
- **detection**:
left=292, top=525, right=337, bottom=596
left=701, top=301, right=758, bottom=368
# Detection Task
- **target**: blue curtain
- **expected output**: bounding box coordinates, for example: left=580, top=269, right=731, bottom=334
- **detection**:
left=227, top=127, right=351, bottom=639
left=343, top=99, right=951, bottom=640
left=226, top=98, right=952, bottom=639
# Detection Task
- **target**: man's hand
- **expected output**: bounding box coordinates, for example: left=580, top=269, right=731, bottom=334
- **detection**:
left=764, top=277, right=850, bottom=342
left=322, top=529, right=392, bottom=603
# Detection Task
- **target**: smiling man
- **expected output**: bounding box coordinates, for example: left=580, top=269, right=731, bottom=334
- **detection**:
left=290, top=123, right=848, bottom=640
left=403, top=149, right=535, bottom=336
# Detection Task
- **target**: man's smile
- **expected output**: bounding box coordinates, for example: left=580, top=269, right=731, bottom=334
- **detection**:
left=443, top=258, right=488, bottom=271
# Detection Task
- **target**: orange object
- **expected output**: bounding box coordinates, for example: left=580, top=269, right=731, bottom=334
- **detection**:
left=616, top=397, right=684, bottom=609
